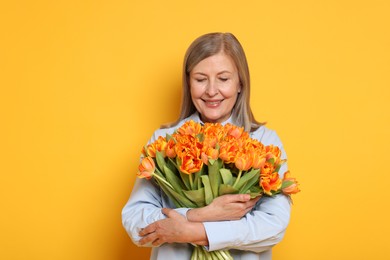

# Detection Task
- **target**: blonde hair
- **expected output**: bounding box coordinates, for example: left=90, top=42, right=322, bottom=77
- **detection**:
left=164, top=32, right=263, bottom=132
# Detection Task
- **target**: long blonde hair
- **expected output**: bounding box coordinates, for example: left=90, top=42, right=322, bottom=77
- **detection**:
left=164, top=32, right=263, bottom=132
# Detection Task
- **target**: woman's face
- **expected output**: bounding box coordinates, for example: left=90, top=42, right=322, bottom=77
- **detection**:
left=189, top=52, right=241, bottom=123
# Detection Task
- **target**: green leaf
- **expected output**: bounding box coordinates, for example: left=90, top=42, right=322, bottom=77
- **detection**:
left=171, top=157, right=191, bottom=190
left=164, top=165, right=185, bottom=195
left=201, top=175, right=214, bottom=205
left=220, top=168, right=233, bottom=185
left=166, top=158, right=178, bottom=175
left=156, top=151, right=166, bottom=173
left=246, top=186, right=262, bottom=199
left=208, top=159, right=216, bottom=165
left=208, top=158, right=222, bottom=197
left=154, top=167, right=165, bottom=178
left=156, top=176, right=197, bottom=208
left=155, top=177, right=182, bottom=208
left=179, top=170, right=191, bottom=190
left=168, top=157, right=180, bottom=171
left=235, top=168, right=260, bottom=191
left=267, top=158, right=275, bottom=165
left=219, top=184, right=239, bottom=196
left=192, top=166, right=205, bottom=190
left=275, top=160, right=286, bottom=173
left=197, top=177, right=202, bottom=188
left=165, top=133, right=174, bottom=142
left=196, top=133, right=204, bottom=142
left=168, top=188, right=197, bottom=208
left=249, top=192, right=262, bottom=199
left=183, top=188, right=206, bottom=207
left=239, top=171, right=260, bottom=194
left=281, top=180, right=294, bottom=189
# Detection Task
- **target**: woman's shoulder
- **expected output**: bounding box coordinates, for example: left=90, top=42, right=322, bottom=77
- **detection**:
left=150, top=126, right=177, bottom=143
left=251, top=124, right=283, bottom=147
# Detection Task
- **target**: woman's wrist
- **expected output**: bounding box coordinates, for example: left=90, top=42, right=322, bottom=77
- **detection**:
left=186, top=207, right=208, bottom=222
left=186, top=221, right=209, bottom=246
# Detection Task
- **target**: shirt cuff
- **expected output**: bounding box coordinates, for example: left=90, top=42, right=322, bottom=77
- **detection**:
left=203, top=220, right=244, bottom=251
left=174, top=208, right=191, bottom=219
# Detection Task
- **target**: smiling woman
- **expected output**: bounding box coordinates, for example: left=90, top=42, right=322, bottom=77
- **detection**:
left=121, top=32, right=293, bottom=260
left=189, top=52, right=241, bottom=123
left=175, top=32, right=262, bottom=132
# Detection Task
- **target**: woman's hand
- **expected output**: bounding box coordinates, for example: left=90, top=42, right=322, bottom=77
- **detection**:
left=187, top=194, right=261, bottom=222
left=138, top=208, right=208, bottom=247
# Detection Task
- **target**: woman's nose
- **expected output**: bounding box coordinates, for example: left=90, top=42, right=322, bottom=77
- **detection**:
left=205, top=80, right=218, bottom=96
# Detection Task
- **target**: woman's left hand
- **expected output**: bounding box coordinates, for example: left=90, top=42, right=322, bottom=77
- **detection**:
left=138, top=208, right=208, bottom=247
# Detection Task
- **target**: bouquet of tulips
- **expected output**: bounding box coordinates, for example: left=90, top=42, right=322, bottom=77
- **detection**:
left=137, top=120, right=300, bottom=260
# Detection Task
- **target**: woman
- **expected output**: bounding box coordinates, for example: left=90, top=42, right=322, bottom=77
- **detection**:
left=122, top=32, right=291, bottom=259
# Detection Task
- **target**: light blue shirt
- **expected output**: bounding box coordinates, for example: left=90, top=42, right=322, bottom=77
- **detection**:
left=122, top=113, right=292, bottom=259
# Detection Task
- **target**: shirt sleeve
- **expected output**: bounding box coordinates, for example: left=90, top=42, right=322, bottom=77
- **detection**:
left=203, top=128, right=292, bottom=253
left=121, top=128, right=191, bottom=246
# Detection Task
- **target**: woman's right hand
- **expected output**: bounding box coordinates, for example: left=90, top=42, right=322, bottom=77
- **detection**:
left=186, top=194, right=261, bottom=222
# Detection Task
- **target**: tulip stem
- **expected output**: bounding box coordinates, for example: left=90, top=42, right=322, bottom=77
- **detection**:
left=189, top=173, right=193, bottom=189
left=233, top=170, right=243, bottom=188
left=152, top=173, right=174, bottom=190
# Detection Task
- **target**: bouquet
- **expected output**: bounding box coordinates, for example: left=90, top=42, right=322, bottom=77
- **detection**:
left=137, top=120, right=300, bottom=259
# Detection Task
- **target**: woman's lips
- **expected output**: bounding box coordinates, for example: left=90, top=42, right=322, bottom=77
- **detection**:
left=202, top=99, right=223, bottom=107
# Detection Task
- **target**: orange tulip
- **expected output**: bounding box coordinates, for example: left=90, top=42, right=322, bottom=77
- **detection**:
left=225, top=123, right=245, bottom=139
left=180, top=154, right=203, bottom=174
left=145, top=136, right=168, bottom=158
left=165, top=139, right=176, bottom=158
left=219, top=140, right=239, bottom=164
left=177, top=120, right=202, bottom=136
left=261, top=172, right=282, bottom=195
left=201, top=147, right=219, bottom=165
left=137, top=157, right=156, bottom=180
left=144, top=144, right=156, bottom=158
left=265, top=145, right=281, bottom=164
left=154, top=136, right=168, bottom=157
left=203, top=122, right=222, bottom=135
left=282, top=171, right=300, bottom=195
left=260, top=161, right=275, bottom=176
left=252, top=154, right=266, bottom=169
left=175, top=135, right=202, bottom=161
left=235, top=153, right=253, bottom=171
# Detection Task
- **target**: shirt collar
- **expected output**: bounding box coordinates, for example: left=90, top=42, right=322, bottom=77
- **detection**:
left=189, top=112, right=235, bottom=126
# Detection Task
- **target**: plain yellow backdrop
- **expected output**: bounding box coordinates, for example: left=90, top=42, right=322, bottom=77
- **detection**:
left=1, top=0, right=389, bottom=259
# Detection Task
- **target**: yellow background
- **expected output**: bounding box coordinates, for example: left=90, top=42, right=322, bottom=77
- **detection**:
left=1, top=0, right=389, bottom=259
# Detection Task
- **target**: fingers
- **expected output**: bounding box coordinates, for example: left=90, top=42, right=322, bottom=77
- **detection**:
left=139, top=224, right=155, bottom=237
left=139, top=223, right=165, bottom=246
left=243, top=196, right=261, bottom=213
left=222, top=193, right=251, bottom=203
left=139, top=230, right=157, bottom=245
left=138, top=208, right=180, bottom=246
left=162, top=208, right=186, bottom=222
left=239, top=194, right=251, bottom=202
left=139, top=231, right=164, bottom=246
left=162, top=207, right=174, bottom=217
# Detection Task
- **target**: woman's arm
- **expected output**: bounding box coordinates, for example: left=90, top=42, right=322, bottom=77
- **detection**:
left=202, top=193, right=291, bottom=253
left=187, top=194, right=261, bottom=222
left=138, top=208, right=209, bottom=246
left=135, top=194, right=261, bottom=247
left=121, top=178, right=166, bottom=245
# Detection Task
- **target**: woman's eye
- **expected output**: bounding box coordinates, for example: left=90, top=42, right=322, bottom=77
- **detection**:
left=195, top=78, right=206, bottom=82
left=219, top=78, right=228, bottom=82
